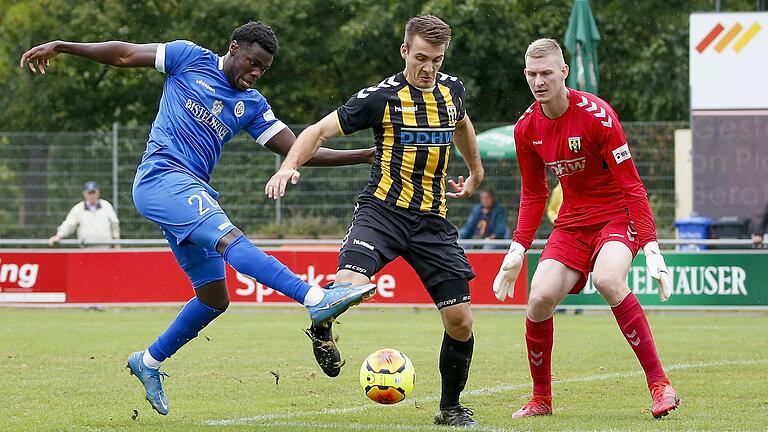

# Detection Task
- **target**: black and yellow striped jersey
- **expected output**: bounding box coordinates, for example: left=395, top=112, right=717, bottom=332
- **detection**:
left=335, top=71, right=466, bottom=217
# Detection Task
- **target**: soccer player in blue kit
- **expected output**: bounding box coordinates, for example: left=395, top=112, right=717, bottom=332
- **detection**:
left=21, top=22, right=376, bottom=415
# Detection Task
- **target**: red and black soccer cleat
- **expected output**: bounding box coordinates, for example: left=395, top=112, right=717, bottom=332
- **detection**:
left=650, top=382, right=681, bottom=419
left=511, top=396, right=553, bottom=418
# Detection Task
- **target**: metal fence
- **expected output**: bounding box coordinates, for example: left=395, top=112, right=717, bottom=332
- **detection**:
left=0, top=122, right=686, bottom=240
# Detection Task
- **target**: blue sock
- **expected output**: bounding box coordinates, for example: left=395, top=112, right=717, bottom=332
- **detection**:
left=148, top=297, right=224, bottom=362
left=223, top=235, right=310, bottom=303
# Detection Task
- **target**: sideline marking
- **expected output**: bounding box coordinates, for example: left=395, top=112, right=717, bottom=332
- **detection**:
left=256, top=421, right=508, bottom=431
left=205, top=359, right=768, bottom=426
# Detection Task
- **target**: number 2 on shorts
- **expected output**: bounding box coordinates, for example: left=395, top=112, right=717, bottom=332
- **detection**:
left=188, top=191, right=220, bottom=216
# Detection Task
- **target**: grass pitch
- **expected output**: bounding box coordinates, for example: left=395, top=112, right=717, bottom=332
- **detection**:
left=1, top=306, right=767, bottom=431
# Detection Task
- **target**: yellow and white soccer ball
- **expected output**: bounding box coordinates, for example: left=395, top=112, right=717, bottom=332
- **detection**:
left=359, top=348, right=415, bottom=404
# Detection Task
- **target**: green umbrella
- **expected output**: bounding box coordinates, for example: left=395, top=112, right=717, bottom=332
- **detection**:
left=564, top=0, right=601, bottom=93
left=460, top=124, right=517, bottom=160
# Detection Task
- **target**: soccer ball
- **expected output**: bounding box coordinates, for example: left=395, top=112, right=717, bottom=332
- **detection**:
left=359, top=348, right=415, bottom=404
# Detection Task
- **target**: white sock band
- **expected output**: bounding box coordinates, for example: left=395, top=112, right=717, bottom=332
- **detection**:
left=303, top=286, right=325, bottom=306
left=142, top=350, right=162, bottom=369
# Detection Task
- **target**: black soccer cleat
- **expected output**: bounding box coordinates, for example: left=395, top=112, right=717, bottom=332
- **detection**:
left=305, top=322, right=345, bottom=377
left=434, top=405, right=479, bottom=427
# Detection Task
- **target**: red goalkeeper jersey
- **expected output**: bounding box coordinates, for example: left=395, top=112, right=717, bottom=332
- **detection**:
left=512, top=89, right=657, bottom=249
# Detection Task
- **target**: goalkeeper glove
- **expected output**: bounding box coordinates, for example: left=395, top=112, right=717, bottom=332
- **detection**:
left=643, top=241, right=671, bottom=301
left=492, top=241, right=526, bottom=301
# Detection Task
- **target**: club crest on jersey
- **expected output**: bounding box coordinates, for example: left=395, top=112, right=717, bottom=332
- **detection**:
left=234, top=101, right=245, bottom=118
left=568, top=136, right=582, bottom=153
left=446, top=104, right=458, bottom=126
left=212, top=100, right=224, bottom=116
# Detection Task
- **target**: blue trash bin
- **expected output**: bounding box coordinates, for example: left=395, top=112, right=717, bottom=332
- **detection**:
left=674, top=217, right=712, bottom=250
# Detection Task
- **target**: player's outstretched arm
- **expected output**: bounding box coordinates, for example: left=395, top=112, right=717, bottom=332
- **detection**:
left=265, top=128, right=374, bottom=167
left=265, top=111, right=341, bottom=199
left=447, top=115, right=484, bottom=199
left=20, top=40, right=158, bottom=74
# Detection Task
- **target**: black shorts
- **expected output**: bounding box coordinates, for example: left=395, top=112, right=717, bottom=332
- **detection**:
left=338, top=195, right=475, bottom=307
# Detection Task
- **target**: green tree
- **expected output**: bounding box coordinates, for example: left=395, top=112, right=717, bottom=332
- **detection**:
left=3, top=0, right=762, bottom=129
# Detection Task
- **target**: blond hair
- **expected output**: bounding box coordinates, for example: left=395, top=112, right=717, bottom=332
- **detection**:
left=525, top=38, right=565, bottom=65
left=404, top=15, right=452, bottom=47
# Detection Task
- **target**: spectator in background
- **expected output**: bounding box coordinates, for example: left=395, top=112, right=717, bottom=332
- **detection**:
left=753, top=202, right=768, bottom=246
left=459, top=189, right=509, bottom=247
left=48, top=181, right=120, bottom=247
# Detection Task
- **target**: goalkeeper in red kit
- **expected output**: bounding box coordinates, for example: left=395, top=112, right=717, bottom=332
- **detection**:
left=492, top=39, right=680, bottom=419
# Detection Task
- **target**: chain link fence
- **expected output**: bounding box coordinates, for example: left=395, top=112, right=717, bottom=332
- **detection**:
left=0, top=122, right=685, bottom=241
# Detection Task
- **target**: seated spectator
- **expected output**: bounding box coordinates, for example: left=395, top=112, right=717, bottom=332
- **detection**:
left=753, top=202, right=768, bottom=246
left=48, top=181, right=120, bottom=248
left=459, top=189, right=509, bottom=248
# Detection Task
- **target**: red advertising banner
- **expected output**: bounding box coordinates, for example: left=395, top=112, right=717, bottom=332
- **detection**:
left=0, top=249, right=527, bottom=306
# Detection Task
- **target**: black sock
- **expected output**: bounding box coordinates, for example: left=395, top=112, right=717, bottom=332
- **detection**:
left=439, top=332, right=474, bottom=410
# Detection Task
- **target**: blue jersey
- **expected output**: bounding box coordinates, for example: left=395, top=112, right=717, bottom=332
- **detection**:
left=145, top=40, right=286, bottom=182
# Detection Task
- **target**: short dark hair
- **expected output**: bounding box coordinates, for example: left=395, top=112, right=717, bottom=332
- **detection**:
left=231, top=21, right=279, bottom=55
left=404, top=15, right=452, bottom=47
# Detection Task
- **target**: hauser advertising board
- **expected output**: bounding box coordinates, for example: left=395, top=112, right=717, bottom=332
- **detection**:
left=527, top=252, right=767, bottom=308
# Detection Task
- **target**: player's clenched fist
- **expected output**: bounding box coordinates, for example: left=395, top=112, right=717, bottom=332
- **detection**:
left=265, top=167, right=301, bottom=199
left=492, top=241, right=526, bottom=301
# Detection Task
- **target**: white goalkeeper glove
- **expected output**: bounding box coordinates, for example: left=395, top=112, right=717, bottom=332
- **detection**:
left=492, top=241, right=526, bottom=301
left=643, top=241, right=671, bottom=301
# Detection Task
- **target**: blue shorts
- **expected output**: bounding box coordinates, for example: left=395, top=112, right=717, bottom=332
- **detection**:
left=133, top=157, right=234, bottom=287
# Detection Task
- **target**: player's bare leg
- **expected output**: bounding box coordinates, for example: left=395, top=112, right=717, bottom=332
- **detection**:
left=335, top=269, right=373, bottom=289
left=591, top=241, right=633, bottom=305
left=433, top=300, right=477, bottom=427
left=305, top=269, right=374, bottom=377
left=513, top=259, right=580, bottom=419
left=593, top=241, right=680, bottom=418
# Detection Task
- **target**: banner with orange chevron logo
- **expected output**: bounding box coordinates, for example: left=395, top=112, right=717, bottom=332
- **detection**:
left=690, top=12, right=768, bottom=110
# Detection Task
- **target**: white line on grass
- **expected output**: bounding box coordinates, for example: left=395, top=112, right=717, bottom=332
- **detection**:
left=254, top=420, right=510, bottom=432
left=204, top=358, right=768, bottom=427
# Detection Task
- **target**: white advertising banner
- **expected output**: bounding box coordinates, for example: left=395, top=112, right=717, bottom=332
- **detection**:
left=690, top=12, right=768, bottom=110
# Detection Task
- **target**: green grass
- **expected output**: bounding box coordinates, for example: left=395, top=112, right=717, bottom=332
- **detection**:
left=1, top=307, right=767, bottom=431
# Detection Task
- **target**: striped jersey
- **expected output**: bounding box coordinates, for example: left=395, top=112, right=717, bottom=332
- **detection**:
left=335, top=72, right=466, bottom=217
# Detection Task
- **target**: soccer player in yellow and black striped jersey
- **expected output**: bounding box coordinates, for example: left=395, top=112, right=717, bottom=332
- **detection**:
left=266, top=15, right=483, bottom=427
left=335, top=62, right=466, bottom=217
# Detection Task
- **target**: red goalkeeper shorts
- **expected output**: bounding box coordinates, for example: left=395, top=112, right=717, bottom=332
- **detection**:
left=540, top=215, right=640, bottom=294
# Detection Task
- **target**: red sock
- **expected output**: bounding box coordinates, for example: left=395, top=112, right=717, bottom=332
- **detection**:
left=525, top=316, right=553, bottom=399
left=611, top=293, right=669, bottom=387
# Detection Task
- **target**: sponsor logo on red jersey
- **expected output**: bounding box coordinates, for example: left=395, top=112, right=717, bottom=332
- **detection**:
left=545, top=157, right=587, bottom=177
left=612, top=143, right=632, bottom=164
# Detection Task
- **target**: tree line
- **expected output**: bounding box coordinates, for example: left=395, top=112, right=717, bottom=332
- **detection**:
left=1, top=0, right=760, bottom=132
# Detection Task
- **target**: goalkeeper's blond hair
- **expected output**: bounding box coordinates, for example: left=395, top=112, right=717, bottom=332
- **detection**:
left=525, top=38, right=565, bottom=66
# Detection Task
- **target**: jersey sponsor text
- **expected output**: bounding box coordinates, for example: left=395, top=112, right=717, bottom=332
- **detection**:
left=184, top=99, right=231, bottom=140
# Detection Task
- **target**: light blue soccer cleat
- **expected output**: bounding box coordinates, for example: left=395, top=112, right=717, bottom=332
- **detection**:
left=126, top=351, right=169, bottom=415
left=308, top=283, right=377, bottom=325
